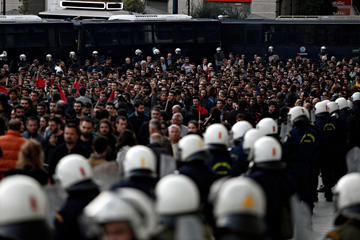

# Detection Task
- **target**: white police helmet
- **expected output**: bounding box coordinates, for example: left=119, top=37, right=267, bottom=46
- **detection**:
left=204, top=123, right=229, bottom=149
left=155, top=174, right=200, bottom=215
left=2, top=51, right=7, bottom=57
left=135, top=49, right=142, bottom=55
left=335, top=97, right=349, bottom=110
left=352, top=92, right=360, bottom=102
left=256, top=118, right=278, bottom=136
left=54, top=154, right=93, bottom=190
left=69, top=51, right=76, bottom=57
left=268, top=46, right=274, bottom=51
left=327, top=102, right=339, bottom=115
left=153, top=49, right=160, bottom=55
left=85, top=188, right=156, bottom=240
left=19, top=54, right=26, bottom=61
left=215, top=177, right=266, bottom=232
left=334, top=173, right=360, bottom=219
left=175, top=48, right=181, bottom=54
left=0, top=175, right=51, bottom=240
left=123, top=145, right=156, bottom=178
left=231, top=121, right=252, bottom=141
left=321, top=46, right=326, bottom=51
left=216, top=47, right=221, bottom=51
left=178, top=134, right=208, bottom=162
left=92, top=50, right=98, bottom=55
left=314, top=101, right=329, bottom=116
left=253, top=136, right=284, bottom=169
left=46, top=54, right=52, bottom=60
left=288, top=106, right=309, bottom=125
left=348, top=100, right=354, bottom=110
left=242, top=129, right=264, bottom=161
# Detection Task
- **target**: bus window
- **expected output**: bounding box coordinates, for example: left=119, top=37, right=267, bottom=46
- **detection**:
left=154, top=24, right=174, bottom=44
left=133, top=24, right=152, bottom=45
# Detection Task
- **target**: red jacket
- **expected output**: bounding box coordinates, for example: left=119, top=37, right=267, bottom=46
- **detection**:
left=0, top=130, right=27, bottom=171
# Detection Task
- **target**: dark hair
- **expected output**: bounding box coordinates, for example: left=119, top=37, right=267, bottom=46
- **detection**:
left=80, top=116, right=94, bottom=125
left=8, top=119, right=21, bottom=131
left=49, top=117, right=62, bottom=126
left=116, top=129, right=136, bottom=150
left=26, top=116, right=39, bottom=124
left=64, top=123, right=80, bottom=135
left=93, top=136, right=108, bottom=154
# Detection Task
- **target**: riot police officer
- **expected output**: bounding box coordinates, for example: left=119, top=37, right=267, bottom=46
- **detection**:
left=204, top=124, right=235, bottom=178
left=214, top=177, right=266, bottom=240
left=177, top=134, right=216, bottom=203
left=84, top=188, right=157, bottom=240
left=314, top=101, right=337, bottom=201
left=351, top=92, right=360, bottom=147
left=154, top=174, right=211, bottom=240
left=230, top=121, right=253, bottom=175
left=0, top=175, right=52, bottom=240
left=247, top=136, right=294, bottom=239
left=53, top=154, right=100, bottom=240
left=283, top=106, right=319, bottom=211
left=132, top=49, right=145, bottom=65
left=111, top=145, right=157, bottom=199
left=324, top=173, right=360, bottom=240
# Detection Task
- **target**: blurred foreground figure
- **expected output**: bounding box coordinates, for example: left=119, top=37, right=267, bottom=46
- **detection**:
left=54, top=154, right=100, bottom=240
left=84, top=188, right=157, bottom=240
left=324, top=173, right=360, bottom=240
left=0, top=175, right=51, bottom=240
left=214, top=177, right=266, bottom=240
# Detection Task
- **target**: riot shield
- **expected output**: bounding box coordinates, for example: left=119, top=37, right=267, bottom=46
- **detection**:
left=175, top=215, right=204, bottom=240
left=159, top=154, right=176, bottom=178
left=346, top=147, right=360, bottom=173
left=92, top=162, right=122, bottom=191
left=290, top=195, right=319, bottom=240
left=43, top=183, right=67, bottom=229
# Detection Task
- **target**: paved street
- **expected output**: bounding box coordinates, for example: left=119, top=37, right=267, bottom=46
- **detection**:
left=312, top=194, right=335, bottom=240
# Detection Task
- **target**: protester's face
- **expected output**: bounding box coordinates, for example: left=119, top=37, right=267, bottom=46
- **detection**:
left=15, top=108, right=24, bottom=118
left=188, top=123, right=197, bottom=133
left=136, top=105, right=144, bottom=114
left=269, top=105, right=276, bottom=113
left=169, top=127, right=180, bottom=142
left=30, top=92, right=38, bottom=101
left=50, top=103, right=56, bottom=112
left=20, top=99, right=29, bottom=109
left=37, top=106, right=45, bottom=116
left=116, top=119, right=127, bottom=134
left=40, top=117, right=47, bottom=128
left=80, top=121, right=94, bottom=137
left=48, top=121, right=58, bottom=133
left=74, top=103, right=82, bottom=113
left=103, top=222, right=134, bottom=240
left=26, top=120, right=38, bottom=133
left=100, top=123, right=110, bottom=135
left=193, top=99, right=199, bottom=106
left=151, top=110, right=160, bottom=120
left=64, top=127, right=78, bottom=145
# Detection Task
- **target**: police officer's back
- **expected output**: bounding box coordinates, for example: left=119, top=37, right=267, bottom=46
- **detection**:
left=53, top=154, right=100, bottom=240
left=283, top=106, right=319, bottom=210
left=247, top=136, right=294, bottom=240
left=111, top=146, right=157, bottom=199
left=324, top=173, right=360, bottom=240
left=203, top=124, right=235, bottom=178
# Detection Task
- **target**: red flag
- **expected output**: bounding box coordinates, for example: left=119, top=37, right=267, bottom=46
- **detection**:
left=36, top=76, right=46, bottom=87
left=125, top=84, right=130, bottom=92
left=73, top=79, right=80, bottom=96
left=58, top=85, right=67, bottom=102
left=73, top=79, right=80, bottom=89
left=196, top=104, right=208, bottom=115
left=0, top=85, right=7, bottom=94
left=108, top=91, right=114, bottom=102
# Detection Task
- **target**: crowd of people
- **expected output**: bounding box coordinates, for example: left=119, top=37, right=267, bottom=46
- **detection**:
left=0, top=46, right=360, bottom=240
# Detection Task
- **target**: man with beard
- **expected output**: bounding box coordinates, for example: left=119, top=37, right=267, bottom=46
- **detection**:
left=48, top=123, right=91, bottom=181
left=128, top=101, right=149, bottom=137
left=73, top=101, right=83, bottom=119
left=79, top=117, right=95, bottom=154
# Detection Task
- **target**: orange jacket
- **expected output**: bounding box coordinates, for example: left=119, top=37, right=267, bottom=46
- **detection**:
left=0, top=130, right=27, bottom=171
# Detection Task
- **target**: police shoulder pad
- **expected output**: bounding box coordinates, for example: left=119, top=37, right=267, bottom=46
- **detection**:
left=324, top=231, right=340, bottom=240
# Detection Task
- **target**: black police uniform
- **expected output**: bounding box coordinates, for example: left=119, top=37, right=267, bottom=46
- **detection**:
left=314, top=114, right=337, bottom=201
left=54, top=180, right=100, bottom=240
left=283, top=121, right=319, bottom=210
left=247, top=163, right=295, bottom=240
left=206, top=145, right=236, bottom=179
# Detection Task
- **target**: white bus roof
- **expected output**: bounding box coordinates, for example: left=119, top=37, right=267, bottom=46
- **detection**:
left=108, top=14, right=192, bottom=21
left=0, top=15, right=43, bottom=22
